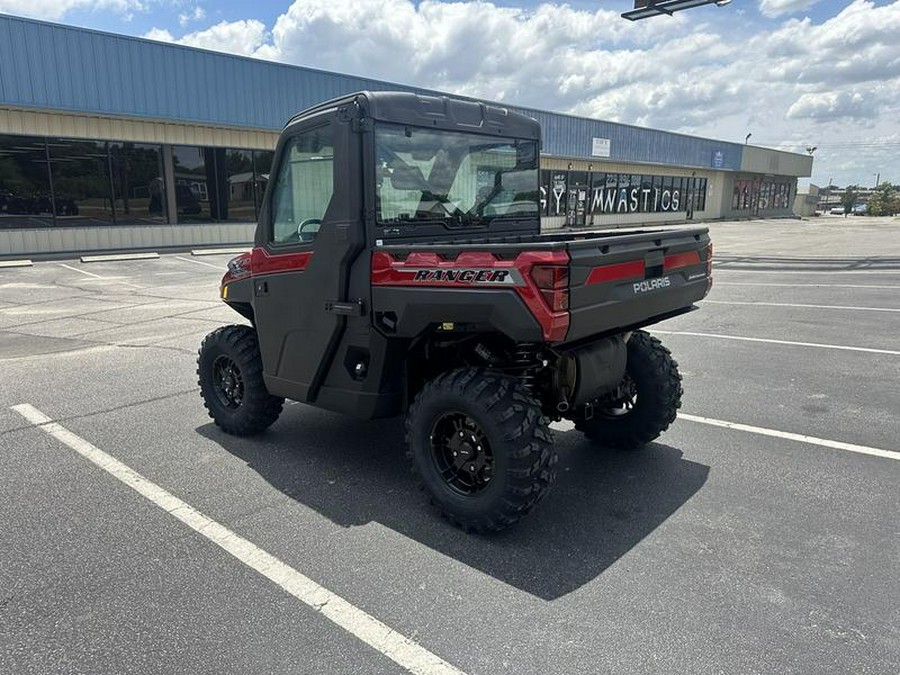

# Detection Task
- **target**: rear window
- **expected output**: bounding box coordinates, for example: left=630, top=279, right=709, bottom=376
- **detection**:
left=374, top=123, right=539, bottom=229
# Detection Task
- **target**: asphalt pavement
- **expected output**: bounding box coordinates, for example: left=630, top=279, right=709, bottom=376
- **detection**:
left=1, top=217, right=898, bottom=674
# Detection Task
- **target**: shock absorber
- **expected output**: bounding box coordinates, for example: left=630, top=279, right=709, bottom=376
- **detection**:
left=511, top=343, right=541, bottom=393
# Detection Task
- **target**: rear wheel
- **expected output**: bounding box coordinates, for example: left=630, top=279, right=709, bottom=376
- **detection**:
left=406, top=368, right=557, bottom=533
left=197, top=325, right=284, bottom=436
left=575, top=330, right=682, bottom=450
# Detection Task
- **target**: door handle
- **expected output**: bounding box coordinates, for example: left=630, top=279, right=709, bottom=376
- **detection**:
left=325, top=299, right=365, bottom=316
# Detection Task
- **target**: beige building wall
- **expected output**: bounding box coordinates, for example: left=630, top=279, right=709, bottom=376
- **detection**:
left=0, top=106, right=279, bottom=150
left=740, top=145, right=813, bottom=177
left=0, top=222, right=256, bottom=257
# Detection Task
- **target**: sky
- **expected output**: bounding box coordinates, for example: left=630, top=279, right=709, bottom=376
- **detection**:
left=1, top=0, right=897, bottom=188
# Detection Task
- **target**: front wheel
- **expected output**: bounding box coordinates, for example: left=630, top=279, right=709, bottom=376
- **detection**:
left=575, top=330, right=682, bottom=450
left=197, top=325, right=284, bottom=436
left=406, top=369, right=557, bottom=533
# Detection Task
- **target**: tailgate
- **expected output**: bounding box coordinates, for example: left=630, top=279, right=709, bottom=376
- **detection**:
left=565, top=227, right=711, bottom=343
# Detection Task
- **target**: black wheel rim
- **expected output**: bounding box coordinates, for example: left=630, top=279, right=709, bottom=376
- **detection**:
left=429, top=412, right=494, bottom=495
left=212, top=354, right=244, bottom=410
left=597, top=373, right=638, bottom=418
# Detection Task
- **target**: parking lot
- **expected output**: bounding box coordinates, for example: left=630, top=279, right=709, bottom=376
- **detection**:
left=1, top=217, right=898, bottom=674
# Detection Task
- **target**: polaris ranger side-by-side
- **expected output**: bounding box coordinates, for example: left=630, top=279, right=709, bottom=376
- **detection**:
left=198, top=91, right=712, bottom=532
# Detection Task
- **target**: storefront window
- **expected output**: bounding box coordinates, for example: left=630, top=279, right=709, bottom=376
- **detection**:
left=49, top=139, right=115, bottom=224
left=651, top=176, right=664, bottom=211
left=1, top=136, right=285, bottom=228
left=0, top=134, right=54, bottom=228
left=539, top=169, right=551, bottom=216
left=696, top=178, right=707, bottom=212
left=734, top=179, right=758, bottom=211
left=253, top=150, right=275, bottom=217
left=567, top=171, right=588, bottom=226
left=109, top=142, right=167, bottom=225
left=548, top=171, right=567, bottom=216
left=172, top=145, right=211, bottom=221
left=223, top=149, right=256, bottom=222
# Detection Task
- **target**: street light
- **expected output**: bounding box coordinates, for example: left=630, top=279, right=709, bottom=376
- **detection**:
left=873, top=172, right=880, bottom=187
left=745, top=133, right=752, bottom=145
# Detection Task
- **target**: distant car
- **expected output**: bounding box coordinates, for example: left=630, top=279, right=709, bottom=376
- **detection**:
left=829, top=207, right=845, bottom=215
left=175, top=184, right=202, bottom=215
left=852, top=204, right=867, bottom=215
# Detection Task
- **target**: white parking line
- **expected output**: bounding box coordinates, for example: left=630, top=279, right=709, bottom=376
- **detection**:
left=703, top=300, right=900, bottom=313
left=59, top=263, right=104, bottom=279
left=10, top=404, right=466, bottom=675
left=713, top=268, right=900, bottom=275
left=549, top=414, right=898, bottom=461
left=714, top=282, right=900, bottom=290
left=651, top=330, right=900, bottom=356
left=679, top=413, right=899, bottom=461
left=176, top=256, right=224, bottom=270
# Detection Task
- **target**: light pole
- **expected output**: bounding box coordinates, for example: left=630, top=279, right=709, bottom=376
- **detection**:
left=873, top=172, right=880, bottom=187
left=744, top=133, right=752, bottom=145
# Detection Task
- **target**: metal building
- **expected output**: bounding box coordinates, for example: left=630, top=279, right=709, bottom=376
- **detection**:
left=0, top=14, right=812, bottom=258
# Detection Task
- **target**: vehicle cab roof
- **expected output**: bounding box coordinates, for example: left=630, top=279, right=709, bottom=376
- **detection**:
left=285, top=90, right=541, bottom=140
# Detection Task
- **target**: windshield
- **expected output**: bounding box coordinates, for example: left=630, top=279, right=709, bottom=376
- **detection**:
left=374, top=124, right=539, bottom=228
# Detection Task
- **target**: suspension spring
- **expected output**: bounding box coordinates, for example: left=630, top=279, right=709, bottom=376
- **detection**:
left=511, top=343, right=541, bottom=393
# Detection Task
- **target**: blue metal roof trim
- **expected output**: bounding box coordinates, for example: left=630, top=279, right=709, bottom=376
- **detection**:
left=0, top=14, right=428, bottom=129
left=526, top=109, right=743, bottom=170
left=0, top=14, right=745, bottom=170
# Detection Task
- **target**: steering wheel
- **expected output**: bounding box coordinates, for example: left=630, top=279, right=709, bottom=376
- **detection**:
left=297, top=218, right=322, bottom=242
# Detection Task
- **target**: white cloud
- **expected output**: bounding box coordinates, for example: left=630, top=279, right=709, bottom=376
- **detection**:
left=0, top=0, right=142, bottom=21
left=787, top=91, right=873, bottom=121
left=759, top=0, right=820, bottom=18
left=253, top=0, right=692, bottom=111
left=142, top=1, right=900, bottom=186
left=179, top=6, right=205, bottom=27
left=144, top=19, right=268, bottom=57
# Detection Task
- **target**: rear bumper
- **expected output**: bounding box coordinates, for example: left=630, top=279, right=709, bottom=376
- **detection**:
left=564, top=276, right=708, bottom=344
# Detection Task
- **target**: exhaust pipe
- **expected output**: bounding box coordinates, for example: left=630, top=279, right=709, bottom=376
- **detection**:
left=556, top=386, right=571, bottom=413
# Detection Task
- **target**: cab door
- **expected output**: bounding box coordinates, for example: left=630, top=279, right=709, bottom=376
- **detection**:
left=251, top=115, right=365, bottom=403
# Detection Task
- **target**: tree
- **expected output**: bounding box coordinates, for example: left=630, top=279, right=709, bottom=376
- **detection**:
left=866, top=181, right=899, bottom=216
left=841, top=185, right=859, bottom=215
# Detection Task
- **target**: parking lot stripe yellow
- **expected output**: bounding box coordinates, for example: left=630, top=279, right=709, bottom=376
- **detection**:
left=679, top=413, right=899, bottom=461
left=10, top=403, right=468, bottom=675
left=652, top=330, right=900, bottom=356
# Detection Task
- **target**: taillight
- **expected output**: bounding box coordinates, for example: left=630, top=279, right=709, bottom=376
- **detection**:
left=531, top=264, right=569, bottom=312
left=221, top=252, right=252, bottom=288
